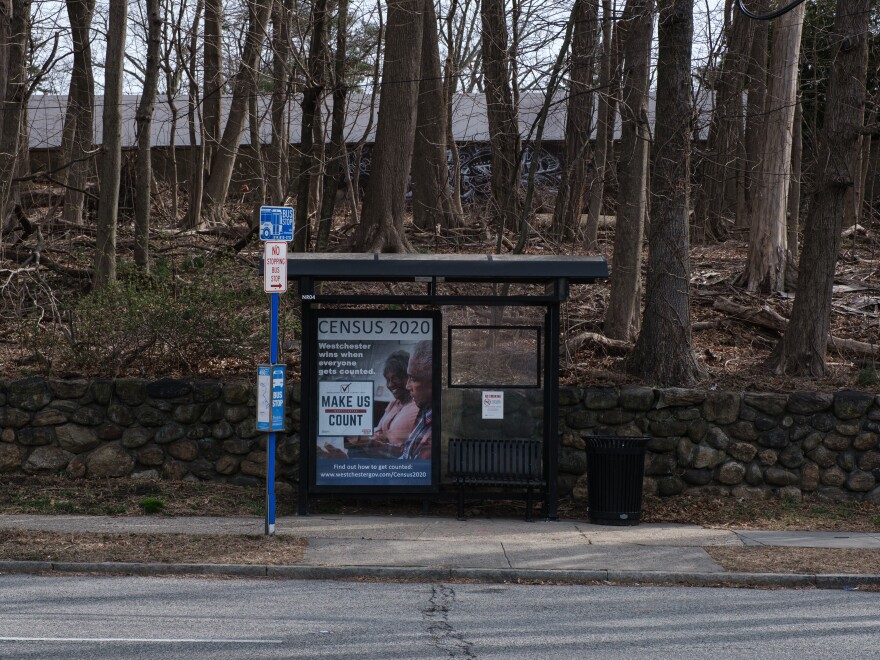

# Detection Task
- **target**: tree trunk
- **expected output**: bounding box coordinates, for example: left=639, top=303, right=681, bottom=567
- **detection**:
left=184, top=0, right=204, bottom=230
left=316, top=0, right=349, bottom=251
left=603, top=0, right=653, bottom=342
left=248, top=91, right=266, bottom=204
left=628, top=0, right=704, bottom=386
left=0, top=0, right=9, bottom=113
left=551, top=0, right=599, bottom=242
left=94, top=0, right=128, bottom=288
left=0, top=0, right=30, bottom=236
left=743, top=3, right=804, bottom=293
left=350, top=0, right=423, bottom=252
left=769, top=0, right=870, bottom=377
left=585, top=0, right=620, bottom=249
left=201, top=0, right=271, bottom=224
left=134, top=0, right=162, bottom=273
left=269, top=0, right=292, bottom=206
left=693, top=4, right=754, bottom=242
left=412, top=0, right=458, bottom=232
left=203, top=0, right=223, bottom=176
left=742, top=0, right=768, bottom=229
left=787, top=94, right=802, bottom=263
left=294, top=0, right=329, bottom=253
left=480, top=0, right=521, bottom=243
left=61, top=0, right=96, bottom=226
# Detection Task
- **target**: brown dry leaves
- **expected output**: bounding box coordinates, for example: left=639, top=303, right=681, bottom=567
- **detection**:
left=0, top=530, right=306, bottom=565
left=707, top=546, right=880, bottom=575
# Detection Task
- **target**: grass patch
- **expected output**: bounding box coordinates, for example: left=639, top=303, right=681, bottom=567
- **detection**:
left=139, top=497, right=166, bottom=514
left=706, top=546, right=880, bottom=575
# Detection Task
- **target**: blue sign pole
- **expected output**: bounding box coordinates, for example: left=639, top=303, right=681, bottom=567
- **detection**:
left=266, top=292, right=279, bottom=536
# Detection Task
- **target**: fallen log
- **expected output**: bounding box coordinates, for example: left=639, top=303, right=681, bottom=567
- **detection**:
left=713, top=297, right=880, bottom=361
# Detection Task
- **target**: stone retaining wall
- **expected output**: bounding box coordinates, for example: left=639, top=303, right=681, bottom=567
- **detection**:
left=1, top=377, right=879, bottom=503
left=559, top=387, right=880, bottom=503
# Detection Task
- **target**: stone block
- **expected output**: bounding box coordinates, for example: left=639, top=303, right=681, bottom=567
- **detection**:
left=114, top=378, right=147, bottom=406
left=807, top=445, right=836, bottom=468
left=121, top=427, right=153, bottom=449
left=597, top=409, right=635, bottom=425
left=727, top=441, right=757, bottom=463
left=212, top=420, right=234, bottom=440
left=56, top=424, right=99, bottom=453
left=0, top=444, right=25, bottom=471
left=854, top=433, right=878, bottom=451
left=559, top=446, right=587, bottom=474
left=137, top=445, right=165, bottom=466
left=107, top=404, right=134, bottom=426
left=657, top=388, right=706, bottom=407
left=7, top=377, right=53, bottom=411
left=222, top=382, right=251, bottom=405
left=85, top=443, right=135, bottom=478
left=717, top=461, right=746, bottom=485
left=658, top=476, right=684, bottom=496
left=155, top=422, right=186, bottom=444
left=758, top=428, right=787, bottom=449
left=173, top=404, right=205, bottom=425
left=757, top=449, right=777, bottom=466
left=225, top=406, right=250, bottom=424
left=731, top=485, right=768, bottom=500
left=215, top=454, right=241, bottom=475
left=846, top=470, right=875, bottom=492
left=95, top=424, right=122, bottom=441
left=859, top=451, right=880, bottom=471
left=17, top=427, right=55, bottom=446
left=558, top=388, right=581, bottom=407
left=619, top=386, right=655, bottom=411
left=644, top=452, right=676, bottom=476
left=70, top=406, right=104, bottom=426
left=168, top=439, right=199, bottom=462
left=777, top=445, right=804, bottom=469
left=787, top=391, right=833, bottom=415
left=809, top=413, right=835, bottom=433
left=801, top=462, right=820, bottom=490
left=582, top=388, right=618, bottom=410
left=801, top=432, right=824, bottom=452
left=192, top=380, right=223, bottom=403
left=32, top=410, right=67, bottom=426
left=162, top=460, right=188, bottom=480
left=763, top=467, right=798, bottom=486
left=647, top=436, right=677, bottom=453
left=146, top=378, right=192, bottom=400
left=742, top=393, right=788, bottom=416
left=134, top=405, right=168, bottom=427
left=692, top=445, right=725, bottom=469
left=89, top=379, right=113, bottom=405
left=745, top=463, right=763, bottom=486
left=835, top=423, right=860, bottom=437
left=776, top=486, right=802, bottom=503
left=49, top=379, right=89, bottom=399
left=702, top=392, right=741, bottom=424
left=824, top=433, right=851, bottom=451
left=728, top=421, right=758, bottom=441
left=833, top=391, right=874, bottom=420
left=682, top=468, right=712, bottom=485
left=837, top=451, right=855, bottom=472
left=188, top=458, right=215, bottom=480
left=821, top=466, right=847, bottom=487
left=23, top=446, right=73, bottom=474
left=0, top=407, right=30, bottom=428
left=565, top=410, right=596, bottom=430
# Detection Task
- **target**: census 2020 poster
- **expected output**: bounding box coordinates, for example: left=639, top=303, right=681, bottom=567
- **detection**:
left=314, top=312, right=437, bottom=490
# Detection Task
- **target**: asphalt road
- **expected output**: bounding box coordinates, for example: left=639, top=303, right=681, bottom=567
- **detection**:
left=1, top=575, right=878, bottom=659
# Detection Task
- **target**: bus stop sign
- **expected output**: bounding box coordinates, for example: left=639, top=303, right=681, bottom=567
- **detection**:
left=259, top=206, right=294, bottom=241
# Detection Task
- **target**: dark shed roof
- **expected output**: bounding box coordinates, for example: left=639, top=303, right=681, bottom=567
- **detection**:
left=286, top=253, right=608, bottom=284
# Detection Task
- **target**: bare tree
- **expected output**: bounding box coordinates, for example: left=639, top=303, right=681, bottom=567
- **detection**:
left=603, top=0, right=653, bottom=342
left=628, top=0, right=705, bottom=386
left=769, top=0, right=870, bottom=376
left=480, top=0, right=521, bottom=244
left=60, top=0, right=96, bottom=226
left=693, top=1, right=754, bottom=242
left=269, top=0, right=293, bottom=206
left=742, top=0, right=768, bottom=228
left=294, top=0, right=330, bottom=252
left=412, top=0, right=458, bottom=232
left=351, top=0, right=423, bottom=252
left=551, top=0, right=599, bottom=242
left=134, top=0, right=163, bottom=273
left=317, top=0, right=350, bottom=251
left=94, top=0, right=128, bottom=288
left=203, top=0, right=223, bottom=176
left=585, top=0, right=620, bottom=249
left=183, top=0, right=205, bottom=230
left=742, top=2, right=804, bottom=293
left=0, top=0, right=30, bottom=237
left=201, top=0, right=271, bottom=224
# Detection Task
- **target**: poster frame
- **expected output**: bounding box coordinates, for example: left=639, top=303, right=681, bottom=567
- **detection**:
left=308, top=308, right=442, bottom=494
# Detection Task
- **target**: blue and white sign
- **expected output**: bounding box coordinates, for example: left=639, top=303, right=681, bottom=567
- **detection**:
left=259, top=206, right=294, bottom=242
left=257, top=364, right=286, bottom=432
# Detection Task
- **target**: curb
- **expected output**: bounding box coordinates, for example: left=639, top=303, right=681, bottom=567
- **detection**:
left=1, top=560, right=879, bottom=589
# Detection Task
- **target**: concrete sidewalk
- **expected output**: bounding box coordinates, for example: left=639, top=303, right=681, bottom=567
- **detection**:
left=1, top=514, right=878, bottom=589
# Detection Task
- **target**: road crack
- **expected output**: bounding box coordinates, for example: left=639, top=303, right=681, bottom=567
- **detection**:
left=423, top=584, right=475, bottom=658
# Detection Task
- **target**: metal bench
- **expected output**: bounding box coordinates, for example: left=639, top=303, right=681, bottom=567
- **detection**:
left=447, top=438, right=546, bottom=520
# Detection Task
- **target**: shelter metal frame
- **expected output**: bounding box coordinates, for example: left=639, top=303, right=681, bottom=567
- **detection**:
left=289, top=253, right=609, bottom=520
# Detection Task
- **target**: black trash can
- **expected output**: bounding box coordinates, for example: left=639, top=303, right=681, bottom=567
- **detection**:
left=583, top=435, right=649, bottom=526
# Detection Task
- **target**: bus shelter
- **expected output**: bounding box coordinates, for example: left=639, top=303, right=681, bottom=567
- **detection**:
left=289, top=253, right=608, bottom=519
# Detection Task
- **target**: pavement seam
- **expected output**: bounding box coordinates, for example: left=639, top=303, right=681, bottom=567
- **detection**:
left=2, top=560, right=879, bottom=589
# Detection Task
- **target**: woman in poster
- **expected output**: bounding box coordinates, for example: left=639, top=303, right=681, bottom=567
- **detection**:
left=346, top=350, right=419, bottom=458
left=398, top=340, right=433, bottom=460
